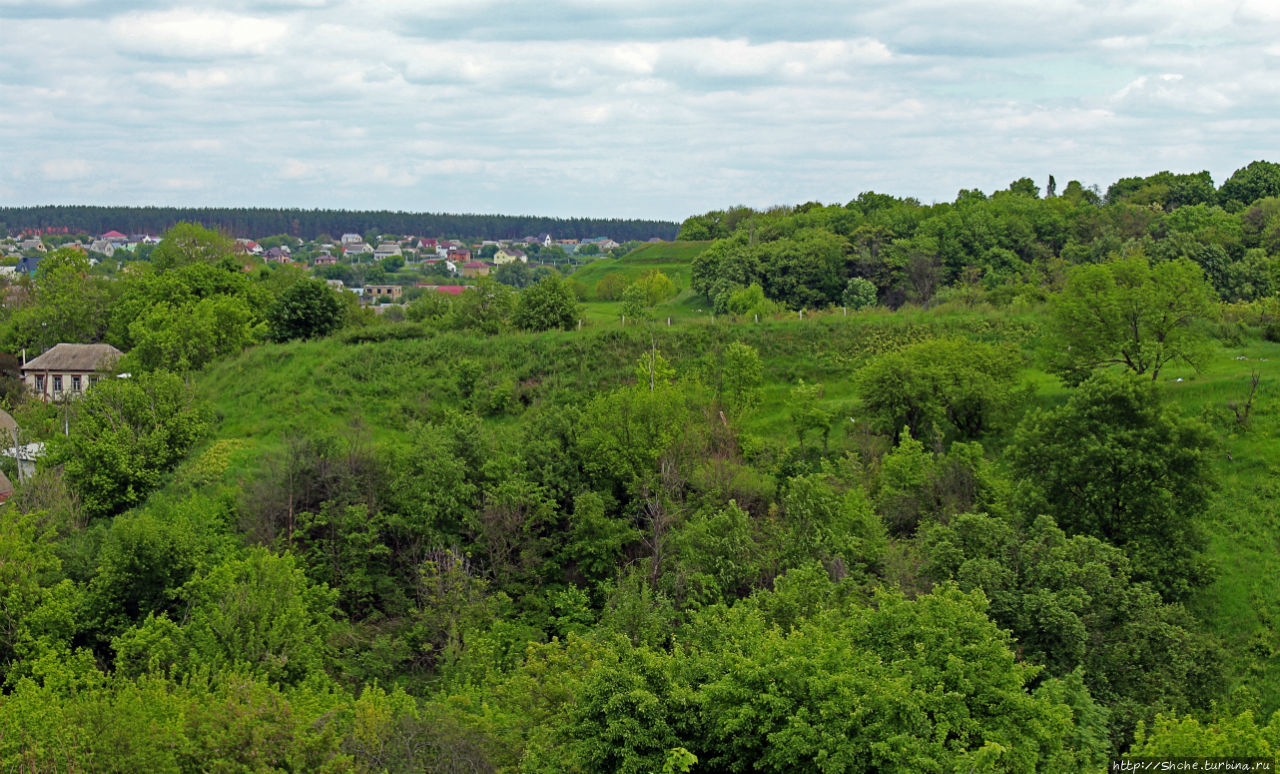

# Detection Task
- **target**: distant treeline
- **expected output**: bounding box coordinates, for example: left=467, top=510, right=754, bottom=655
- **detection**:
left=0, top=205, right=680, bottom=242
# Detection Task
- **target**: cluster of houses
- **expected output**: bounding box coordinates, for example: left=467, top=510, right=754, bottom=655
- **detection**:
left=237, top=232, right=621, bottom=269
left=2, top=227, right=637, bottom=304
left=2, top=230, right=160, bottom=262
left=235, top=232, right=626, bottom=303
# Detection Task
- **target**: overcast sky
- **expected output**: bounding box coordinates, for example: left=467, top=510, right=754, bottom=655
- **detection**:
left=1, top=0, right=1277, bottom=222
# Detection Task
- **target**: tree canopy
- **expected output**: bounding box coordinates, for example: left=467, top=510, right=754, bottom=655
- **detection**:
left=1044, top=255, right=1218, bottom=384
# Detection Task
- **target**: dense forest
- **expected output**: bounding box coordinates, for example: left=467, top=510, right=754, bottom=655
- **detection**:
left=1, top=161, right=1280, bottom=770
left=0, top=205, right=679, bottom=242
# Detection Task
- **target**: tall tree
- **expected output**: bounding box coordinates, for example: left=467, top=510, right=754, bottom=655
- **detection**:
left=266, top=279, right=344, bottom=342
left=1044, top=255, right=1217, bottom=385
left=1007, top=372, right=1216, bottom=600
left=50, top=371, right=210, bottom=519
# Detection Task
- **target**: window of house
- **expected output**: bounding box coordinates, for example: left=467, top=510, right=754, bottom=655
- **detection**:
left=35, top=375, right=45, bottom=393
left=53, top=375, right=62, bottom=394
left=72, top=375, right=82, bottom=392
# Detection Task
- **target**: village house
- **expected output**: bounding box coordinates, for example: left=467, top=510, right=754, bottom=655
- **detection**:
left=461, top=261, right=491, bottom=278
left=264, top=247, right=293, bottom=263
left=364, top=284, right=403, bottom=301
left=494, top=247, right=528, bottom=265
left=21, top=343, right=123, bottom=401
left=313, top=254, right=338, bottom=266
left=373, top=242, right=403, bottom=259
left=88, top=239, right=117, bottom=257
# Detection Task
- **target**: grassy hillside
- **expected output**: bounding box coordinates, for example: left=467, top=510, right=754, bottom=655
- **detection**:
left=186, top=305, right=1280, bottom=717
left=571, top=241, right=708, bottom=297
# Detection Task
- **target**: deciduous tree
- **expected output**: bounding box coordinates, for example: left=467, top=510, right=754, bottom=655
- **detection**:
left=1044, top=255, right=1217, bottom=385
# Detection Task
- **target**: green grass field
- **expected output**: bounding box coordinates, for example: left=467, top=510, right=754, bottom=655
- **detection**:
left=571, top=241, right=709, bottom=299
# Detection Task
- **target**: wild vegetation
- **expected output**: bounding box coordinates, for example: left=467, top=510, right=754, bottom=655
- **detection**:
left=2, top=162, right=1280, bottom=770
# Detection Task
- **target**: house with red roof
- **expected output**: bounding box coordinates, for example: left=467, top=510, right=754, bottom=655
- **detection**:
left=461, top=261, right=490, bottom=278
left=416, top=284, right=467, bottom=296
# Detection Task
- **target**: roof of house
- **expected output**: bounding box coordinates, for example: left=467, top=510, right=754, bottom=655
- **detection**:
left=101, top=230, right=127, bottom=239
left=15, top=255, right=42, bottom=273
left=418, top=284, right=466, bottom=295
left=22, top=343, right=123, bottom=373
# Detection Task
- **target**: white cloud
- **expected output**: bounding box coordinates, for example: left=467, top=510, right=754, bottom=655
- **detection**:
left=137, top=68, right=234, bottom=90
left=159, top=177, right=206, bottom=190
left=280, top=159, right=313, bottom=179
left=0, top=1, right=1273, bottom=218
left=1112, top=73, right=1233, bottom=114
left=109, top=9, right=289, bottom=59
left=40, top=159, right=92, bottom=180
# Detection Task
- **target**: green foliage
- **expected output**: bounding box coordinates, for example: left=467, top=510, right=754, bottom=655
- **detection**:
left=149, top=222, right=235, bottom=272
left=128, top=295, right=256, bottom=372
left=108, top=261, right=266, bottom=359
left=720, top=341, right=763, bottom=418
left=453, top=277, right=515, bottom=334
left=1131, top=709, right=1280, bottom=756
left=780, top=473, right=884, bottom=572
left=513, top=276, right=580, bottom=331
left=50, top=371, right=210, bottom=519
left=1045, top=255, right=1217, bottom=384
left=785, top=379, right=835, bottom=453
left=267, top=279, right=344, bottom=341
left=22, top=168, right=1280, bottom=766
left=594, top=272, right=628, bottom=301
left=1219, top=160, right=1280, bottom=209
left=121, top=548, right=337, bottom=684
left=1106, top=170, right=1216, bottom=210
left=1008, top=372, right=1216, bottom=600
left=1, top=248, right=115, bottom=352
left=856, top=338, right=1020, bottom=442
left=922, top=512, right=1223, bottom=748
left=841, top=276, right=877, bottom=309
left=0, top=671, right=355, bottom=773
left=406, top=289, right=454, bottom=321
left=690, top=580, right=1107, bottom=772
left=0, top=510, right=64, bottom=678
left=88, top=511, right=202, bottom=643
left=620, top=283, right=648, bottom=320
left=580, top=377, right=691, bottom=493
left=718, top=282, right=786, bottom=317
left=666, top=500, right=769, bottom=607
left=631, top=269, right=677, bottom=306
left=563, top=490, right=640, bottom=585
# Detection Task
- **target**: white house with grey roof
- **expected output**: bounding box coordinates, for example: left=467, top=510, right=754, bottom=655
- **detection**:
left=21, top=343, right=123, bottom=401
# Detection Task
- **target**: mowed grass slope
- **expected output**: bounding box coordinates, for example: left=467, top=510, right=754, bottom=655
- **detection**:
left=571, top=241, right=708, bottom=296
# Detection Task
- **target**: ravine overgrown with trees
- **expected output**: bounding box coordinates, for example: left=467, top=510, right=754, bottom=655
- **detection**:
left=1, top=161, right=1280, bottom=769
